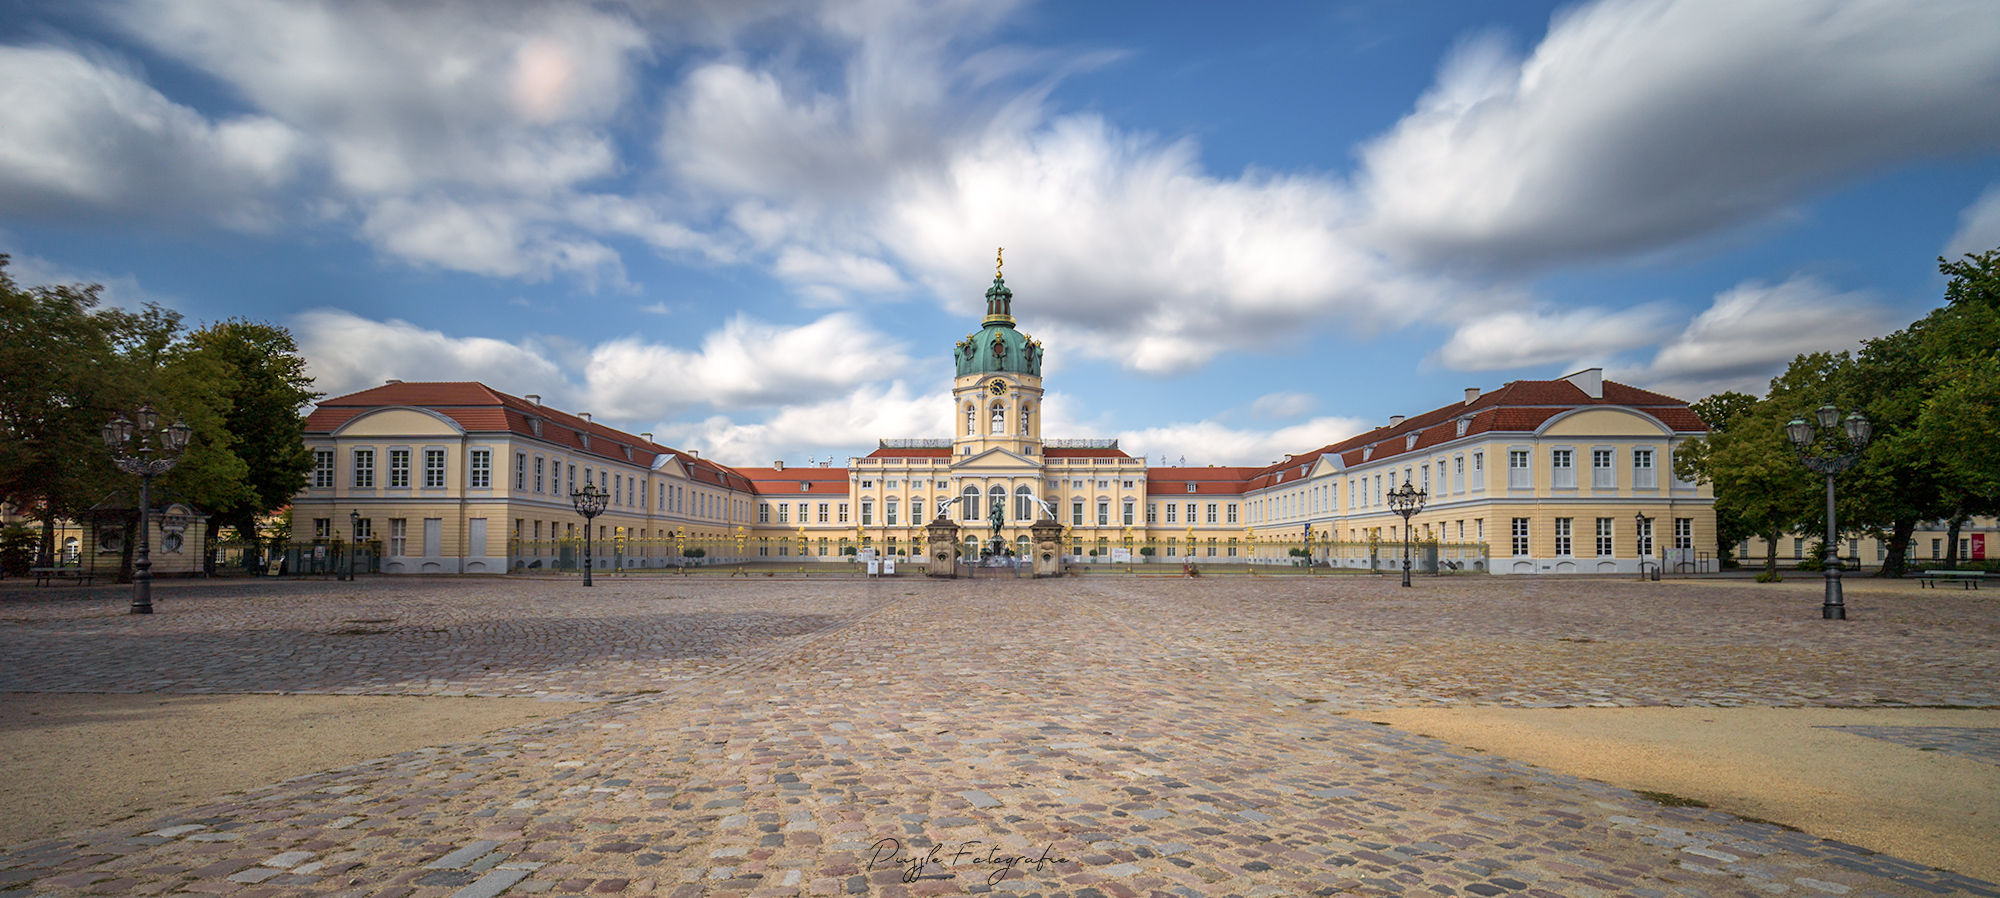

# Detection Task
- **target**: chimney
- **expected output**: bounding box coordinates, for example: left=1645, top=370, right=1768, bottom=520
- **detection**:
left=773, top=460, right=785, bottom=471
left=1389, top=415, right=1405, bottom=428
left=1464, top=387, right=1480, bottom=404
left=526, top=394, right=541, bottom=406
left=690, top=449, right=700, bottom=458
left=385, top=379, right=403, bottom=384
left=578, top=412, right=592, bottom=423
left=1562, top=367, right=1604, bottom=399
left=640, top=432, right=653, bottom=442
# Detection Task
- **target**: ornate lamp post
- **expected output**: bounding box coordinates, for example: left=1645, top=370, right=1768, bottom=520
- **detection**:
left=101, top=405, right=192, bottom=614
left=570, top=482, right=608, bottom=586
left=1387, top=481, right=1428, bottom=587
left=1633, top=512, right=1654, bottom=581
left=1786, top=403, right=1872, bottom=620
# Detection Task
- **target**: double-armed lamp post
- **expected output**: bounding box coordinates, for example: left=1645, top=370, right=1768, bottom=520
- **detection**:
left=101, top=405, right=192, bottom=615
left=1785, top=403, right=1872, bottom=620
left=1387, top=481, right=1428, bottom=587
left=570, top=482, right=608, bottom=586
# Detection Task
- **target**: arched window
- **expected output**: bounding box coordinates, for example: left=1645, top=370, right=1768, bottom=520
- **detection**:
left=961, top=486, right=981, bottom=520
left=989, top=484, right=1007, bottom=518
left=1021, top=402, right=1034, bottom=435
left=991, top=403, right=1005, bottom=434
left=1015, top=485, right=1034, bottom=521
left=965, top=404, right=975, bottom=436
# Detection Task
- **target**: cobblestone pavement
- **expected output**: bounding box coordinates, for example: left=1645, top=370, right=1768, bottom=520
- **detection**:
left=1812, top=727, right=2000, bottom=766
left=1, top=576, right=1996, bottom=898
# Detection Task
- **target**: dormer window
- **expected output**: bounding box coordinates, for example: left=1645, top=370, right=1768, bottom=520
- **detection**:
left=577, top=432, right=590, bottom=450
left=529, top=418, right=542, bottom=438
left=799, top=482, right=811, bottom=492
left=1363, top=444, right=1375, bottom=461
left=1406, top=434, right=1418, bottom=450
left=623, top=445, right=633, bottom=461
left=1185, top=482, right=1197, bottom=493
left=1456, top=418, right=1471, bottom=438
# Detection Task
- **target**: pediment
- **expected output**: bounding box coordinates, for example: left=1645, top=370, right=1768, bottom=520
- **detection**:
left=950, top=447, right=1038, bottom=471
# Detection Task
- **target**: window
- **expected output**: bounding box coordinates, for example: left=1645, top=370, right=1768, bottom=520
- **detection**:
left=535, top=457, right=545, bottom=492
left=991, top=404, right=1005, bottom=434
left=1165, top=503, right=1177, bottom=524
left=839, top=502, right=850, bottom=523
left=469, top=449, right=491, bottom=489
left=389, top=518, right=407, bottom=556
left=1634, top=449, right=1657, bottom=489
left=1592, top=449, right=1616, bottom=488
left=758, top=503, right=771, bottom=523
left=1453, top=456, right=1464, bottom=493
left=1675, top=518, right=1693, bottom=552
left=1146, top=503, right=1157, bottom=523
left=1551, top=449, right=1574, bottom=489
left=423, top=449, right=446, bottom=488
left=1476, top=519, right=1484, bottom=541
left=963, top=486, right=981, bottom=521
left=1095, top=500, right=1109, bottom=525
left=1016, top=486, right=1034, bottom=521
left=1511, top=518, right=1530, bottom=556
left=965, top=405, right=975, bottom=436
left=885, top=498, right=899, bottom=525
left=1123, top=500, right=1135, bottom=525
left=1184, top=502, right=1197, bottom=524
left=1206, top=503, right=1218, bottom=524
left=1507, top=450, right=1531, bottom=489
left=777, top=503, right=790, bottom=524
left=313, top=518, right=331, bottom=539
left=1596, top=518, right=1614, bottom=556
left=1554, top=518, right=1572, bottom=556
left=390, top=449, right=411, bottom=488
left=514, top=453, right=526, bottom=489
left=1185, top=482, right=1197, bottom=493
left=566, top=463, right=575, bottom=494
left=1421, top=465, right=1430, bottom=492
left=1932, top=538, right=1941, bottom=558
left=1071, top=500, right=1084, bottom=526
left=354, top=518, right=372, bottom=540
left=353, top=449, right=375, bottom=488
left=818, top=502, right=830, bottom=524
left=1637, top=519, right=1653, bottom=556
left=1123, top=480, right=1135, bottom=489
left=860, top=501, right=872, bottom=526
left=312, top=450, right=334, bottom=488
left=1226, top=503, right=1238, bottom=524
left=860, top=480, right=874, bottom=489
left=1793, top=537, right=1803, bottom=559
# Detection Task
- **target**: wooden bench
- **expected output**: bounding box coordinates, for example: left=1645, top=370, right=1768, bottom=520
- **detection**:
left=1915, top=570, right=1985, bottom=589
left=30, top=567, right=96, bottom=587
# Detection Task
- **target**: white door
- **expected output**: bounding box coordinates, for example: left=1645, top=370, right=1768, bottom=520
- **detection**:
left=423, top=518, right=442, bottom=557
left=467, top=518, right=488, bottom=558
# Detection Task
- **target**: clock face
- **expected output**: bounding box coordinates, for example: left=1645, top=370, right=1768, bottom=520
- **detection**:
left=989, top=379, right=1006, bottom=395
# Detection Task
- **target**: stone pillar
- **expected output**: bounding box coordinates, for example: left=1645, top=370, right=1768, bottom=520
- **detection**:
left=925, top=512, right=962, bottom=578
left=1031, top=518, right=1065, bottom=577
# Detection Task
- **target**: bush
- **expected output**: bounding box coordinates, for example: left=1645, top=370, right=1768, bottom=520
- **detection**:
left=1754, top=571, right=1784, bottom=583
left=682, top=547, right=705, bottom=558
left=1138, top=547, right=1155, bottom=556
left=1087, top=549, right=1099, bottom=557
left=0, top=525, right=36, bottom=576
left=841, top=546, right=857, bottom=556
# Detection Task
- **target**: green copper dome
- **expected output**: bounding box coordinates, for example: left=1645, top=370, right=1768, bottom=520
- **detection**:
left=954, top=274, right=1043, bottom=377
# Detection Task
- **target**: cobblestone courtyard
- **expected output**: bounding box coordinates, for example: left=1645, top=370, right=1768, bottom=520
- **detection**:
left=1, top=575, right=1995, bottom=898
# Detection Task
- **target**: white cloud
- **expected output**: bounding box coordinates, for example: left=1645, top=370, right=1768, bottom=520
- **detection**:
left=582, top=312, right=913, bottom=421
left=295, top=309, right=572, bottom=402
left=1432, top=303, right=1674, bottom=372
left=1248, top=391, right=1319, bottom=419
left=1612, top=277, right=1894, bottom=399
left=0, top=44, right=303, bottom=226
left=1360, top=0, right=2000, bottom=268
left=1118, top=416, right=1369, bottom=468
left=1945, top=184, right=2000, bottom=259
left=656, top=382, right=950, bottom=468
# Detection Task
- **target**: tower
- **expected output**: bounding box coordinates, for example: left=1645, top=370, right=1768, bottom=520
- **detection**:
left=951, top=248, right=1045, bottom=460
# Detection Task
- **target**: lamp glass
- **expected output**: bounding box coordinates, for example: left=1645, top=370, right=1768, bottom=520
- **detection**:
left=1815, top=403, right=1839, bottom=430
left=1843, top=413, right=1871, bottom=446
left=1785, top=417, right=1815, bottom=447
left=165, top=420, right=192, bottom=451
left=135, top=405, right=160, bottom=432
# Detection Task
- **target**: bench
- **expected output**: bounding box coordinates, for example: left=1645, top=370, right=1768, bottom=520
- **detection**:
left=1915, top=570, right=1986, bottom=589
left=30, top=567, right=96, bottom=587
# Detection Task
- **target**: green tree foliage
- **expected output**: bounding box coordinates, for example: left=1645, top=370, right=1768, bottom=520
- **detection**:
left=0, top=256, right=318, bottom=572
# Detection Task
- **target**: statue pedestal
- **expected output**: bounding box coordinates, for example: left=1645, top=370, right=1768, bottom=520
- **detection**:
left=925, top=514, right=961, bottom=578
left=1030, top=518, right=1065, bottom=577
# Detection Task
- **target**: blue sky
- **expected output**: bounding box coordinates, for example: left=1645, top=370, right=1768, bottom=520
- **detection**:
left=5, top=0, right=1999, bottom=468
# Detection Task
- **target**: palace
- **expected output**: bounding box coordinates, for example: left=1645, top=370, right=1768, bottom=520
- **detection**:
left=291, top=262, right=1720, bottom=574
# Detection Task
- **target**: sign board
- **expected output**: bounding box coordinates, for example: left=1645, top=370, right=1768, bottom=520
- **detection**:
left=859, top=548, right=877, bottom=562
left=1974, top=533, right=1987, bottom=560
left=882, top=558, right=896, bottom=575
left=866, top=559, right=881, bottom=576
left=1111, top=548, right=1132, bottom=563
left=313, top=545, right=326, bottom=559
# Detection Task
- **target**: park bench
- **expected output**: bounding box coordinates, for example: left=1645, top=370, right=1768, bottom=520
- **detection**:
left=1915, top=570, right=1986, bottom=589
left=30, top=567, right=96, bottom=587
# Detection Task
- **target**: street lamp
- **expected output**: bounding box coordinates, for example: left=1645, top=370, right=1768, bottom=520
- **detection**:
left=345, top=509, right=360, bottom=580
left=101, top=404, right=192, bottom=614
left=1634, top=512, right=1656, bottom=581
left=1387, top=480, right=1428, bottom=587
left=570, top=482, right=608, bottom=586
left=1786, top=403, right=1872, bottom=620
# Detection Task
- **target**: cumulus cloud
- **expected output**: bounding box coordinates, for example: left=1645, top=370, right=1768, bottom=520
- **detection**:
left=1611, top=277, right=1894, bottom=400
left=1118, top=416, right=1369, bottom=468
left=295, top=309, right=573, bottom=402
left=1431, top=303, right=1674, bottom=372
left=1945, top=184, right=2000, bottom=259
left=582, top=313, right=913, bottom=420
left=0, top=44, right=303, bottom=226
left=1361, top=0, right=2000, bottom=268
left=1249, top=392, right=1319, bottom=419
left=656, top=382, right=951, bottom=467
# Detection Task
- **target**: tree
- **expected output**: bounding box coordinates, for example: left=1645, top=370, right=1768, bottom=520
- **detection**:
left=178, top=320, right=320, bottom=560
